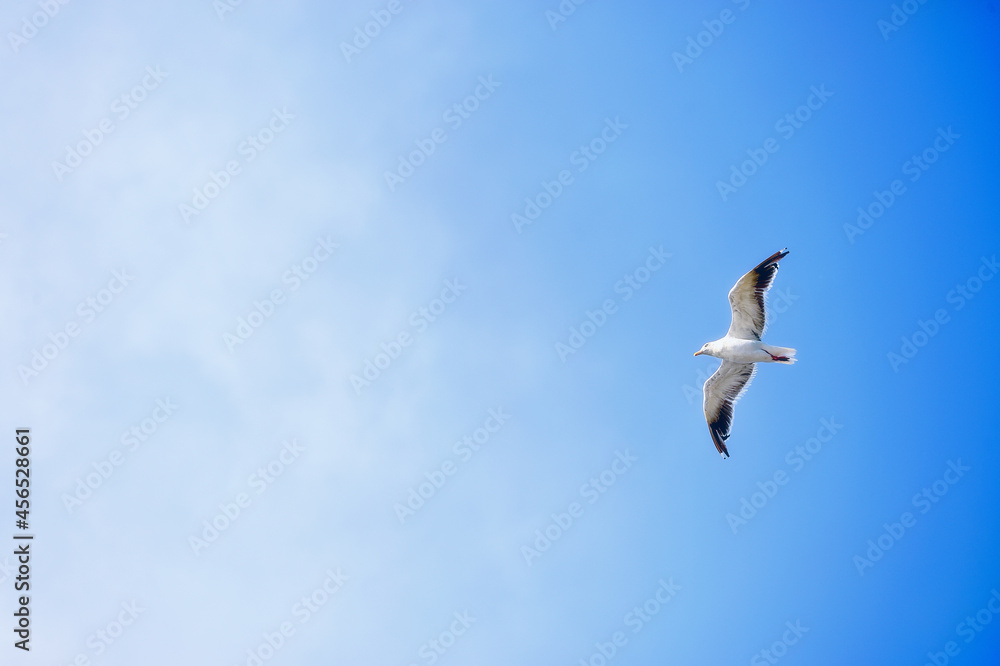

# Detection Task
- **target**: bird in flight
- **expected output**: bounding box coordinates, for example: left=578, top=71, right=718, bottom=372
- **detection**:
left=694, top=248, right=796, bottom=458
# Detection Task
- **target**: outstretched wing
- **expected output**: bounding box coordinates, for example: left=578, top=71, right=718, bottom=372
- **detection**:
left=727, top=248, right=789, bottom=340
left=703, top=361, right=756, bottom=458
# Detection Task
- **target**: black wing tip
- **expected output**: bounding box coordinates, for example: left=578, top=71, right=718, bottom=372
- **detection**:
left=710, top=426, right=731, bottom=458
left=750, top=248, right=789, bottom=275
left=766, top=248, right=789, bottom=264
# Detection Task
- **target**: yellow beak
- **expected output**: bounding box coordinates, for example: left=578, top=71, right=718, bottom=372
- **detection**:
left=693, top=351, right=703, bottom=356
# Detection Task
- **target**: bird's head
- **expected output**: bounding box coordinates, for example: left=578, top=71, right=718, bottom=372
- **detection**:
left=693, top=342, right=713, bottom=357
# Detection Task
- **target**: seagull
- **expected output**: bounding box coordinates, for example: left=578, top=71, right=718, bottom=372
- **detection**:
left=694, top=249, right=796, bottom=458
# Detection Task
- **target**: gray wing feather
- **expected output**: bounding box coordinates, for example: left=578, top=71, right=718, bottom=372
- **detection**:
left=703, top=361, right=757, bottom=458
left=727, top=248, right=788, bottom=340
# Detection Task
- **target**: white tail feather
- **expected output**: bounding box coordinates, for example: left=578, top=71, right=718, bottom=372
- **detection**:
left=765, top=345, right=797, bottom=364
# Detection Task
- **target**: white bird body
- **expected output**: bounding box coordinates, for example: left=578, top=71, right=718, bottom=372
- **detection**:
left=694, top=248, right=796, bottom=458
left=698, top=337, right=796, bottom=365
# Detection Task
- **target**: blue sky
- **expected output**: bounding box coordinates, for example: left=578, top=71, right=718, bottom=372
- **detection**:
left=2, top=0, right=999, bottom=664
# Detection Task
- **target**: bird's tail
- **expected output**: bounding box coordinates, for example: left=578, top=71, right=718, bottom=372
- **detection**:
left=765, top=345, right=797, bottom=364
